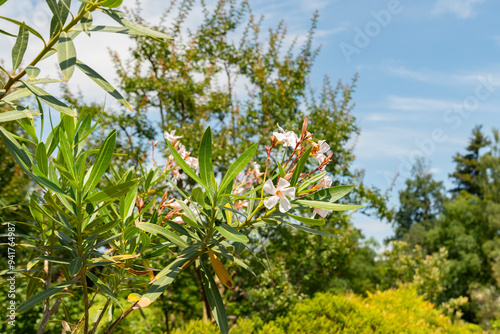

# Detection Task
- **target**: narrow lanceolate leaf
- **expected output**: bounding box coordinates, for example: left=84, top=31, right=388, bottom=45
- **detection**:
left=200, top=262, right=229, bottom=334
left=83, top=129, right=116, bottom=195
left=141, top=249, right=197, bottom=306
left=0, top=17, right=45, bottom=43
left=0, top=126, right=66, bottom=195
left=86, top=272, right=123, bottom=310
left=12, top=78, right=62, bottom=88
left=75, top=60, right=132, bottom=111
left=57, top=32, right=76, bottom=81
left=295, top=199, right=363, bottom=212
left=81, top=12, right=93, bottom=35
left=25, top=66, right=40, bottom=80
left=69, top=257, right=82, bottom=276
left=216, top=223, right=249, bottom=243
left=166, top=140, right=205, bottom=188
left=135, top=222, right=187, bottom=249
left=102, top=9, right=170, bottom=40
left=21, top=81, right=76, bottom=117
left=219, top=143, right=258, bottom=194
left=16, top=281, right=76, bottom=314
left=290, top=147, right=312, bottom=186
left=283, top=221, right=338, bottom=238
left=1, top=88, right=32, bottom=102
left=285, top=212, right=325, bottom=226
left=302, top=185, right=355, bottom=203
left=199, top=127, right=215, bottom=194
left=0, top=108, right=39, bottom=123
left=12, top=24, right=29, bottom=72
left=84, top=180, right=139, bottom=203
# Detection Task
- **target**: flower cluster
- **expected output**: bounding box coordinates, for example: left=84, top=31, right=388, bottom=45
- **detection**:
left=262, top=119, right=335, bottom=217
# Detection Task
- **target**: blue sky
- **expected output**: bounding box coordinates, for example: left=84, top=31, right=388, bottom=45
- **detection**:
left=1, top=0, right=499, bottom=245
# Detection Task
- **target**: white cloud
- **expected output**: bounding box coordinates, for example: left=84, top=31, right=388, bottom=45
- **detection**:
left=383, top=63, right=500, bottom=87
left=431, top=0, right=485, bottom=19
left=387, top=96, right=453, bottom=111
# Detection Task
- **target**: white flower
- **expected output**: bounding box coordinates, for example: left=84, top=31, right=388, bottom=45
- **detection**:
left=253, top=162, right=261, bottom=175
left=177, top=144, right=188, bottom=159
left=263, top=178, right=296, bottom=213
left=312, top=207, right=331, bottom=219
left=172, top=216, right=184, bottom=224
left=172, top=169, right=186, bottom=182
left=317, top=175, right=332, bottom=189
left=312, top=140, right=330, bottom=163
left=186, top=157, right=199, bottom=170
left=164, top=130, right=182, bottom=142
left=273, top=125, right=299, bottom=148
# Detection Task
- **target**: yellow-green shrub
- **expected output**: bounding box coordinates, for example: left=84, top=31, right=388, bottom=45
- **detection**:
left=176, top=287, right=488, bottom=333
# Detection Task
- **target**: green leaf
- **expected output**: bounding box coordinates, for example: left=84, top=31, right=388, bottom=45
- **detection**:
left=295, top=200, right=363, bottom=212
left=12, top=78, right=62, bottom=88
left=283, top=221, right=338, bottom=238
left=75, top=60, right=132, bottom=111
left=25, top=66, right=40, bottom=80
left=69, top=257, right=82, bottom=276
left=277, top=161, right=285, bottom=178
left=16, top=281, right=76, bottom=314
left=11, top=24, right=29, bottom=72
left=81, top=11, right=93, bottom=35
left=285, top=212, right=325, bottom=226
left=0, top=126, right=66, bottom=195
left=166, top=140, right=205, bottom=188
left=290, top=147, right=312, bottom=186
left=0, top=16, right=45, bottom=44
left=191, top=187, right=207, bottom=209
left=216, top=223, right=249, bottom=243
left=84, top=129, right=116, bottom=195
left=0, top=108, right=39, bottom=123
left=102, top=9, right=171, bottom=40
left=85, top=180, right=139, bottom=203
left=219, top=143, right=258, bottom=194
left=0, top=88, right=32, bottom=102
left=302, top=185, right=355, bottom=203
left=86, top=272, right=123, bottom=310
left=0, top=28, right=15, bottom=38
left=200, top=262, right=229, bottom=334
left=0, top=1, right=9, bottom=7
left=57, top=32, right=76, bottom=81
left=297, top=171, right=327, bottom=192
left=86, top=219, right=120, bottom=236
left=141, top=247, right=198, bottom=305
left=71, top=25, right=150, bottom=36
left=21, top=80, right=76, bottom=117
left=199, top=127, right=215, bottom=194
left=136, top=222, right=188, bottom=249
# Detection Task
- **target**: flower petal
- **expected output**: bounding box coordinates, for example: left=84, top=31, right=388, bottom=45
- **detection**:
left=263, top=179, right=276, bottom=195
left=282, top=186, right=296, bottom=200
left=278, top=197, right=292, bottom=213
left=276, top=178, right=290, bottom=190
left=264, top=196, right=279, bottom=210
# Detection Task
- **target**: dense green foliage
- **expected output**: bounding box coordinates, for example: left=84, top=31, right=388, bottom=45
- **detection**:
left=1, top=0, right=500, bottom=333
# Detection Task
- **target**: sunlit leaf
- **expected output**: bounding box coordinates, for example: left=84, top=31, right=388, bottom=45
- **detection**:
left=75, top=60, right=132, bottom=110
left=219, top=143, right=258, bottom=194
left=57, top=32, right=76, bottom=81
left=11, top=24, right=29, bottom=72
left=16, top=281, right=76, bottom=314
left=21, top=81, right=76, bottom=117
left=200, top=262, right=229, bottom=334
